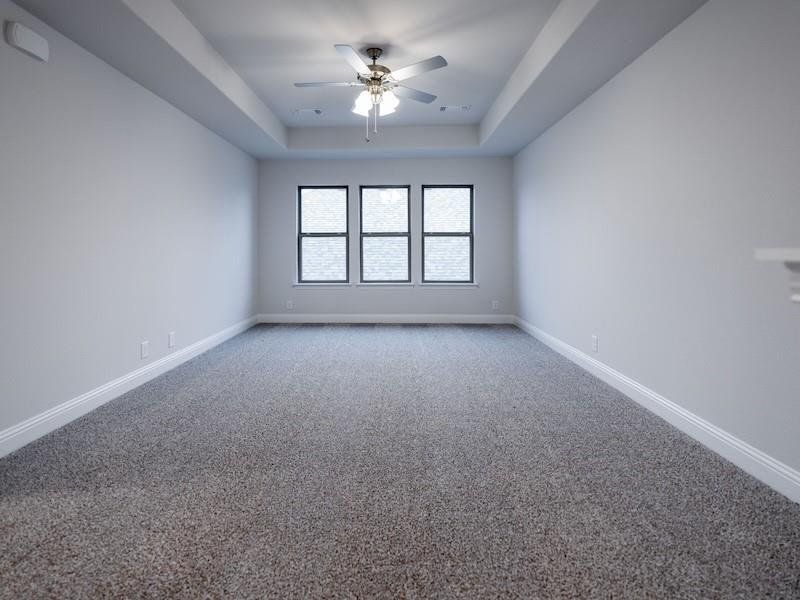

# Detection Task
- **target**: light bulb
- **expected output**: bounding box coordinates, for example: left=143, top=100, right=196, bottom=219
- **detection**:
left=352, top=90, right=372, bottom=117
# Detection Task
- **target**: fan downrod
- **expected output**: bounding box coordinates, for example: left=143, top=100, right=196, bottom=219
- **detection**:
left=365, top=47, right=383, bottom=63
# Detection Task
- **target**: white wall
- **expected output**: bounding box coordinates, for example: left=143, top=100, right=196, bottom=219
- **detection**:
left=259, top=158, right=514, bottom=318
left=0, top=1, right=258, bottom=433
left=514, top=0, right=800, bottom=471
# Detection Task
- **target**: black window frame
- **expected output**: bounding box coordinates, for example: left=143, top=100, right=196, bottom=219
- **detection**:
left=297, top=185, right=350, bottom=283
left=421, top=184, right=474, bottom=283
left=359, top=185, right=412, bottom=283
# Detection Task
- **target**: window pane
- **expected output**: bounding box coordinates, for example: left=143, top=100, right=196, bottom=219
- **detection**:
left=424, top=236, right=471, bottom=281
left=361, top=187, right=408, bottom=233
left=362, top=236, right=408, bottom=281
left=300, top=188, right=347, bottom=233
left=301, top=237, right=347, bottom=281
left=424, top=187, right=471, bottom=233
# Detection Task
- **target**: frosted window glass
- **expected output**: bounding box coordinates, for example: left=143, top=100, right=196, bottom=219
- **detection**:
left=424, top=236, right=471, bottom=281
left=362, top=188, right=408, bottom=233
left=301, top=237, right=347, bottom=281
left=362, top=237, right=408, bottom=281
left=300, top=188, right=347, bottom=233
left=424, top=187, right=471, bottom=233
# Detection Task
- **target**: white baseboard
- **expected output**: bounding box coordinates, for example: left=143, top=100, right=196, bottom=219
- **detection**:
left=0, top=316, right=257, bottom=459
left=257, top=313, right=515, bottom=325
left=8, top=312, right=795, bottom=504
left=513, top=316, right=800, bottom=504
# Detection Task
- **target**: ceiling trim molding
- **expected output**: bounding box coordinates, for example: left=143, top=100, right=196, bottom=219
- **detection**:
left=15, top=0, right=287, bottom=155
left=480, top=0, right=599, bottom=145
left=478, top=0, right=709, bottom=155
left=122, top=0, right=286, bottom=147
left=285, top=125, right=480, bottom=158
left=16, top=0, right=709, bottom=159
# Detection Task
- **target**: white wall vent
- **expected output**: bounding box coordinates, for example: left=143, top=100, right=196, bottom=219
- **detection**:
left=293, top=108, right=324, bottom=118
left=4, top=21, right=49, bottom=62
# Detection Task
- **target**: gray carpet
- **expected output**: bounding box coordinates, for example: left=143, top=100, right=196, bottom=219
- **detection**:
left=1, top=324, right=799, bottom=598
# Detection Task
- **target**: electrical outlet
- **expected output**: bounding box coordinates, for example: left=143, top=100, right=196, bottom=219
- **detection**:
left=168, top=331, right=176, bottom=348
left=491, top=300, right=500, bottom=311
left=140, top=340, right=149, bottom=359
left=591, top=335, right=599, bottom=353
left=286, top=300, right=294, bottom=310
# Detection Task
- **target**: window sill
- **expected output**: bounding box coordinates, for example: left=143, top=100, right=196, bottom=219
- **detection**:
left=293, top=282, right=352, bottom=288
left=419, top=282, right=479, bottom=288
left=291, top=282, right=479, bottom=289
left=356, top=282, right=414, bottom=287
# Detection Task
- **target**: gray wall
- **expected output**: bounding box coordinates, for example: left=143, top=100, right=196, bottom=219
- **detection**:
left=513, top=0, right=800, bottom=470
left=259, top=157, right=514, bottom=317
left=0, top=0, right=259, bottom=431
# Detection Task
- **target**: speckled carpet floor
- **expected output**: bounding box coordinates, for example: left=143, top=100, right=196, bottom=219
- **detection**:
left=1, top=324, right=799, bottom=598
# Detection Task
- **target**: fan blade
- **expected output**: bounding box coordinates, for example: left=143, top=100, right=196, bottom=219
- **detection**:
left=294, top=82, right=360, bottom=87
left=390, top=56, right=447, bottom=81
left=393, top=85, right=437, bottom=104
left=334, top=44, right=371, bottom=76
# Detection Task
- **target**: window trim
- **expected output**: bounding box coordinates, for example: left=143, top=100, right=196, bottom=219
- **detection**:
left=297, top=185, right=350, bottom=284
left=421, top=184, right=474, bottom=284
left=359, top=185, right=412, bottom=284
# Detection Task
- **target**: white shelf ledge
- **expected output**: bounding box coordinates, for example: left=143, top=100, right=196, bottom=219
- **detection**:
left=755, top=248, right=800, bottom=303
left=754, top=248, right=800, bottom=263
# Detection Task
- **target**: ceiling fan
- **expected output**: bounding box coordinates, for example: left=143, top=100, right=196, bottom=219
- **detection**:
left=294, top=45, right=447, bottom=141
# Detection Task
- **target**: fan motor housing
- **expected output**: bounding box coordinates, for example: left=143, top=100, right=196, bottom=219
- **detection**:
left=359, top=65, right=390, bottom=82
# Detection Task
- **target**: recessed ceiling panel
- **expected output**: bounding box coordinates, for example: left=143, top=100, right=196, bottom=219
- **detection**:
left=172, top=0, right=560, bottom=127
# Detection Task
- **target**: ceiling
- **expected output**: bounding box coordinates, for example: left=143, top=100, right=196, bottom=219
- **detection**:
left=171, top=0, right=560, bottom=127
left=15, top=0, right=710, bottom=158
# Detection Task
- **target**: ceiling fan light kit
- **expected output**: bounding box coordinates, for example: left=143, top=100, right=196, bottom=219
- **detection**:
left=295, top=45, right=447, bottom=142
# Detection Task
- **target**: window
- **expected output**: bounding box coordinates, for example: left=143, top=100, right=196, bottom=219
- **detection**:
left=422, top=185, right=474, bottom=283
left=297, top=186, right=349, bottom=283
left=360, top=186, right=411, bottom=283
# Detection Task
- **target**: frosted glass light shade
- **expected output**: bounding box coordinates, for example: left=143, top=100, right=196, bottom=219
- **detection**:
left=380, top=90, right=399, bottom=116
left=383, top=90, right=399, bottom=110
left=352, top=90, right=372, bottom=116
